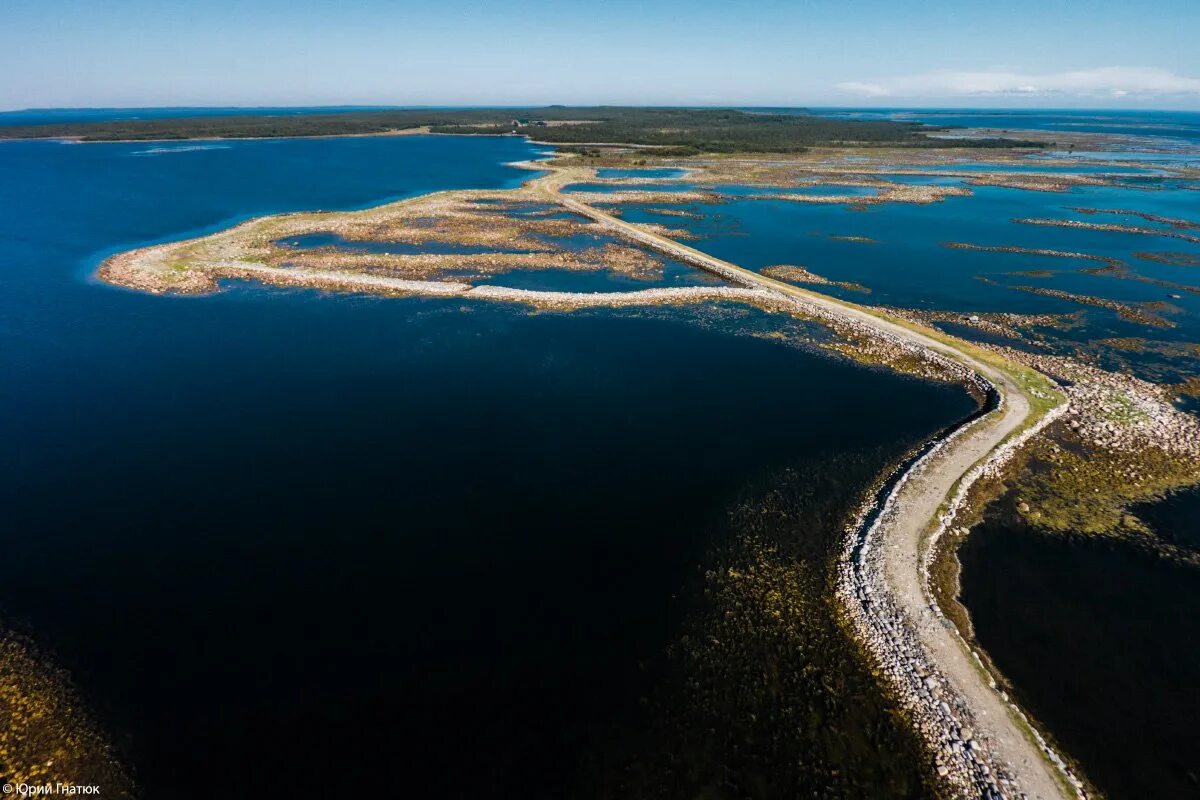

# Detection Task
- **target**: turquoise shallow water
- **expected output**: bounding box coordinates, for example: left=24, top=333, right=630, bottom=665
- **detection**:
left=0, top=134, right=970, bottom=798
left=595, top=167, right=688, bottom=179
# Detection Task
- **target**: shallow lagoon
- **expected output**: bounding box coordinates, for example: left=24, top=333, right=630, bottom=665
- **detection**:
left=615, top=177, right=1200, bottom=375
left=466, top=261, right=722, bottom=291
left=283, top=231, right=499, bottom=255
left=595, top=167, right=688, bottom=179
left=565, top=181, right=698, bottom=194
left=721, top=183, right=882, bottom=198
left=0, top=134, right=970, bottom=798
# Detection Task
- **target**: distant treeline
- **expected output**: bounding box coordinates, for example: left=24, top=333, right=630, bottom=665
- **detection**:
left=0, top=106, right=1044, bottom=151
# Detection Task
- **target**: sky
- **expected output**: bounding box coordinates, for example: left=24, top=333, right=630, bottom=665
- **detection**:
left=3, top=0, right=1200, bottom=110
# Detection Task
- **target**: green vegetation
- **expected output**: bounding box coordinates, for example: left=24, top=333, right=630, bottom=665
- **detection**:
left=1016, top=429, right=1200, bottom=538
left=0, top=106, right=1044, bottom=152
left=874, top=309, right=1066, bottom=419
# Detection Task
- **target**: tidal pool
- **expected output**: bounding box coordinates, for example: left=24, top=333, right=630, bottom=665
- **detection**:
left=595, top=167, right=688, bottom=179
left=281, top=232, right=499, bottom=255
left=279, top=230, right=724, bottom=292
left=564, top=181, right=699, bottom=194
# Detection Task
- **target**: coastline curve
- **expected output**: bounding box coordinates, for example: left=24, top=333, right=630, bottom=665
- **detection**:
left=94, top=156, right=1080, bottom=798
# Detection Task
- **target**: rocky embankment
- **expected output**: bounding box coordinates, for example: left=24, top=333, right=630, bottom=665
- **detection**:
left=836, top=378, right=1083, bottom=800
left=1013, top=217, right=1200, bottom=244
left=548, top=170, right=1085, bottom=797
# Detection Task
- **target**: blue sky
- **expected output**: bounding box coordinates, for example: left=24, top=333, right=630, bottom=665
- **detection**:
left=3, top=0, right=1199, bottom=110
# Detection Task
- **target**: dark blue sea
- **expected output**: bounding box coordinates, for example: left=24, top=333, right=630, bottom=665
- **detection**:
left=0, top=134, right=970, bottom=798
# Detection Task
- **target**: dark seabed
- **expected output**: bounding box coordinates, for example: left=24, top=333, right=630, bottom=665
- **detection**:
left=960, top=505, right=1200, bottom=800
left=0, top=134, right=974, bottom=797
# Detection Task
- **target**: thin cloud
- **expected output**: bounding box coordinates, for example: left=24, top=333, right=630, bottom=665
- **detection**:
left=836, top=81, right=890, bottom=98
left=835, top=67, right=1200, bottom=99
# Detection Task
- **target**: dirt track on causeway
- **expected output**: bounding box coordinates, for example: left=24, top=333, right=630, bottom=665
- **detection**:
left=536, top=167, right=1074, bottom=799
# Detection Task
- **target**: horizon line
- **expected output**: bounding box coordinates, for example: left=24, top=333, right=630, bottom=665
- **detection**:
left=4, top=103, right=1200, bottom=114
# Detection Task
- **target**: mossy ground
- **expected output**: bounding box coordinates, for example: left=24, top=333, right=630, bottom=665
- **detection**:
left=0, top=635, right=132, bottom=795
left=1014, top=428, right=1200, bottom=554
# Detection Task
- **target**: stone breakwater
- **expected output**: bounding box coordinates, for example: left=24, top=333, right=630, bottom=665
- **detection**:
left=1068, top=207, right=1200, bottom=230
left=208, top=261, right=774, bottom=310
left=1009, top=286, right=1175, bottom=328
left=1012, top=218, right=1200, bottom=244
left=942, top=242, right=1123, bottom=270
left=760, top=264, right=870, bottom=293
left=578, top=174, right=1089, bottom=796
left=836, top=385, right=1083, bottom=800
left=839, top=410, right=1004, bottom=798
left=920, top=401, right=1078, bottom=790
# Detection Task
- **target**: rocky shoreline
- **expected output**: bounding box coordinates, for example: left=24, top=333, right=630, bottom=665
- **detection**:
left=1013, top=217, right=1200, bottom=244
left=835, top=371, right=1083, bottom=800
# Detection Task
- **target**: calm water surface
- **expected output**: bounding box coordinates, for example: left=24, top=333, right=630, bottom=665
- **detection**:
left=961, top=512, right=1200, bottom=800
left=0, top=134, right=970, bottom=798
left=609, top=175, right=1200, bottom=384
left=280, top=230, right=723, bottom=291
left=7, top=125, right=1198, bottom=799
